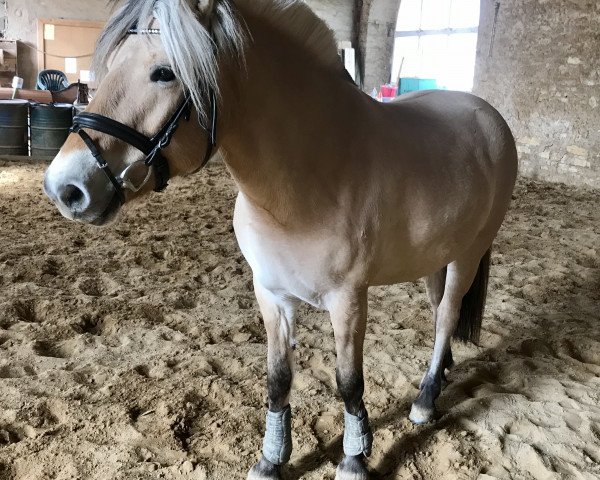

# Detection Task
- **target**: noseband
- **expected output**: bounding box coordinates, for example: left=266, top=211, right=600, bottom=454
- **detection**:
left=70, top=27, right=218, bottom=204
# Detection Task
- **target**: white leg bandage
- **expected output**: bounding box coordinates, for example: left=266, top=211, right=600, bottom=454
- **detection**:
left=343, top=407, right=373, bottom=457
left=262, top=406, right=292, bottom=465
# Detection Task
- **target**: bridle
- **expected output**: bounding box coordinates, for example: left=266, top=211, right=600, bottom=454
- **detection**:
left=70, top=27, right=218, bottom=205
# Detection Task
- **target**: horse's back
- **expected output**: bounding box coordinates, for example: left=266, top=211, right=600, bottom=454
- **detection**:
left=390, top=89, right=517, bottom=173
left=380, top=89, right=518, bottom=199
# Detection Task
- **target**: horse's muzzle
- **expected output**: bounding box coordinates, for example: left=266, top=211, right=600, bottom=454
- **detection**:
left=44, top=149, right=122, bottom=226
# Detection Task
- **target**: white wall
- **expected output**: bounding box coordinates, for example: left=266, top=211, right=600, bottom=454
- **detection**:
left=5, top=0, right=112, bottom=88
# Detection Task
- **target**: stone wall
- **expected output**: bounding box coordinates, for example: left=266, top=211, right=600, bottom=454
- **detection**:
left=474, top=0, right=600, bottom=188
left=0, top=0, right=7, bottom=37
left=282, top=0, right=400, bottom=91
left=363, top=0, right=400, bottom=91
left=306, top=0, right=354, bottom=46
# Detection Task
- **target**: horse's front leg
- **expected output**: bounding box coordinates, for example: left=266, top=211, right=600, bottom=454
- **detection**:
left=329, top=288, right=373, bottom=480
left=248, top=280, right=298, bottom=480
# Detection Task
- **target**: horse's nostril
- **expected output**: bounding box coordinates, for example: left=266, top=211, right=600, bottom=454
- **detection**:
left=61, top=184, right=85, bottom=210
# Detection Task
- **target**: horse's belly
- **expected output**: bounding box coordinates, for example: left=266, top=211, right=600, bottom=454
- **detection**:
left=370, top=204, right=493, bottom=284
left=369, top=238, right=458, bottom=285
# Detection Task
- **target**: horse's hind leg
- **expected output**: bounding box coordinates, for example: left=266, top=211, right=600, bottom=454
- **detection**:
left=410, top=249, right=491, bottom=424
left=424, top=267, right=454, bottom=382
left=248, top=280, right=298, bottom=480
left=329, top=288, right=372, bottom=480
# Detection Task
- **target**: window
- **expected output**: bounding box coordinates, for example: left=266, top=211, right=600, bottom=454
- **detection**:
left=392, top=0, right=480, bottom=92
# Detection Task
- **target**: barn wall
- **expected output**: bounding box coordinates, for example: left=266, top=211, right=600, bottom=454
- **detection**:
left=306, top=0, right=354, bottom=46
left=5, top=0, right=111, bottom=89
left=0, top=0, right=7, bottom=37
left=474, top=0, right=600, bottom=188
left=303, top=0, right=402, bottom=91
left=363, top=0, right=401, bottom=91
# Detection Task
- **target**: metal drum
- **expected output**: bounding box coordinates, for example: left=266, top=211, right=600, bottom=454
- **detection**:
left=0, top=100, right=29, bottom=156
left=30, top=103, right=74, bottom=158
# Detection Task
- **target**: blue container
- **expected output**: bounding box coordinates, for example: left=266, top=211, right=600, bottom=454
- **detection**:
left=399, top=78, right=438, bottom=95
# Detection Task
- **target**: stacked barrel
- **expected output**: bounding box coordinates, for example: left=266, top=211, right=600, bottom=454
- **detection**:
left=0, top=100, right=74, bottom=158
left=30, top=104, right=74, bottom=157
left=0, top=100, right=29, bottom=156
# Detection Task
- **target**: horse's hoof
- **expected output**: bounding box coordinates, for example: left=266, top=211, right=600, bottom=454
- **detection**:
left=409, top=402, right=435, bottom=425
left=247, top=457, right=282, bottom=480
left=335, top=455, right=369, bottom=480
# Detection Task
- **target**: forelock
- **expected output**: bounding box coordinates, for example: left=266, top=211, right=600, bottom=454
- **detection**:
left=92, top=0, right=245, bottom=122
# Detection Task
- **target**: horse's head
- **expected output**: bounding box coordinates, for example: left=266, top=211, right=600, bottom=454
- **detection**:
left=44, top=0, right=243, bottom=226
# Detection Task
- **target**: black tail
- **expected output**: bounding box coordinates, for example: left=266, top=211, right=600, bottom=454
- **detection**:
left=454, top=248, right=492, bottom=345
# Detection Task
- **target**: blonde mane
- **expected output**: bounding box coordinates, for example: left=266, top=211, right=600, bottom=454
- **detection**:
left=94, top=0, right=342, bottom=121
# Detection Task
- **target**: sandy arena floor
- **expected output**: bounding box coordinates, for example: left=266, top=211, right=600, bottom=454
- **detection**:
left=0, top=160, right=598, bottom=480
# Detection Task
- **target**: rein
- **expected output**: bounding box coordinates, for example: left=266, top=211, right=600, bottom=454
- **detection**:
left=70, top=27, right=218, bottom=204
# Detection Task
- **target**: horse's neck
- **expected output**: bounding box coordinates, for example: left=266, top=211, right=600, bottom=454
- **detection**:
left=218, top=10, right=373, bottom=223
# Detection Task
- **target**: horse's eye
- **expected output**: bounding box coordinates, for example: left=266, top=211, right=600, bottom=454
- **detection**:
left=150, top=67, right=176, bottom=83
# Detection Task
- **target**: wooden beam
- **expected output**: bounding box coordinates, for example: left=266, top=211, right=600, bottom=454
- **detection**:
left=352, top=0, right=371, bottom=89
left=0, top=87, right=52, bottom=102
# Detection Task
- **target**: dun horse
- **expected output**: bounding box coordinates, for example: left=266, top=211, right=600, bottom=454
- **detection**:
left=44, top=1, right=518, bottom=478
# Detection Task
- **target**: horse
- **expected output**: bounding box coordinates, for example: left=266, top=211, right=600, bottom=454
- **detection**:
left=43, top=1, right=518, bottom=478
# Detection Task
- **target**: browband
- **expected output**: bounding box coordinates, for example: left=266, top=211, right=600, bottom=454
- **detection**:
left=128, top=28, right=160, bottom=35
